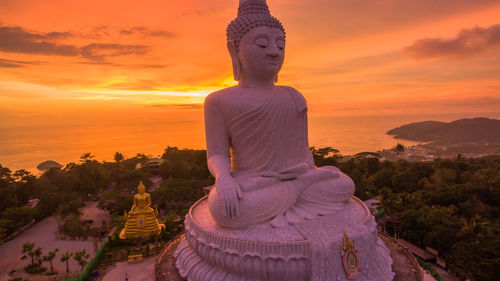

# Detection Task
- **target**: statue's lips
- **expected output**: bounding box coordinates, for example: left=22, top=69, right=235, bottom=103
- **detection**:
left=268, top=60, right=280, bottom=65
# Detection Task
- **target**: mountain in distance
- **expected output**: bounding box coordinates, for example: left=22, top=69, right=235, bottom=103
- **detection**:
left=386, top=117, right=500, bottom=145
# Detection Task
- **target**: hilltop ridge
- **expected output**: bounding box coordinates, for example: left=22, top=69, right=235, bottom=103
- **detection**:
left=387, top=117, right=500, bottom=145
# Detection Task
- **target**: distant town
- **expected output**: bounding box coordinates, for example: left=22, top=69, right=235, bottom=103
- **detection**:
left=378, top=117, right=500, bottom=161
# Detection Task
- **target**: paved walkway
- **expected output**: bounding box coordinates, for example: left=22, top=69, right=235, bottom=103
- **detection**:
left=0, top=217, right=94, bottom=281
left=0, top=201, right=110, bottom=281
left=379, top=234, right=423, bottom=281
left=101, top=257, right=155, bottom=281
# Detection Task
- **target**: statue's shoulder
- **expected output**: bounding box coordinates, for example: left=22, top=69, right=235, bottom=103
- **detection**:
left=280, top=86, right=307, bottom=105
left=205, top=87, right=237, bottom=106
left=280, top=85, right=304, bottom=96
left=205, top=86, right=240, bottom=108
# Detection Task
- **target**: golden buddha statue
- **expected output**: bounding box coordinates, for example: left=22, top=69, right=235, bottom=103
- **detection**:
left=120, top=181, right=164, bottom=239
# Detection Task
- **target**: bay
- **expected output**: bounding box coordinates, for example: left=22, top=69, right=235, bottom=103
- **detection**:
left=1, top=112, right=499, bottom=173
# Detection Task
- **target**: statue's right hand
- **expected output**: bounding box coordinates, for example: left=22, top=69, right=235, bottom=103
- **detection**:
left=215, top=176, right=242, bottom=219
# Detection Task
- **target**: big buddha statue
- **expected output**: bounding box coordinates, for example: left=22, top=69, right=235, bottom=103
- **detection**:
left=175, top=1, right=394, bottom=280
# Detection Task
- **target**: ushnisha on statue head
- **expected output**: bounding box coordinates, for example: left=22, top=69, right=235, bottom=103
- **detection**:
left=226, top=0, right=286, bottom=84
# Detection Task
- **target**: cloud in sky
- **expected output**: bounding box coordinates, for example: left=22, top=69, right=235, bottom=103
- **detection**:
left=119, top=26, right=175, bottom=38
left=147, top=103, right=203, bottom=110
left=403, top=24, right=500, bottom=60
left=1, top=0, right=499, bottom=116
left=80, top=43, right=150, bottom=61
left=312, top=52, right=400, bottom=75
left=0, top=24, right=158, bottom=61
left=0, top=58, right=41, bottom=68
left=0, top=25, right=79, bottom=56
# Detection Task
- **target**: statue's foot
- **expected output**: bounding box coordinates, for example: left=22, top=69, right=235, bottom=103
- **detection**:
left=296, top=166, right=338, bottom=188
left=270, top=167, right=354, bottom=227
left=299, top=169, right=354, bottom=205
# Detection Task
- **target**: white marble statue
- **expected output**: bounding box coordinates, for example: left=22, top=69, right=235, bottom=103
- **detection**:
left=175, top=1, right=395, bottom=280
left=205, top=0, right=354, bottom=229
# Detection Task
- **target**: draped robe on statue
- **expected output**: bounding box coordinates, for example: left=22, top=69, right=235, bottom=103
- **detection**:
left=206, top=86, right=354, bottom=229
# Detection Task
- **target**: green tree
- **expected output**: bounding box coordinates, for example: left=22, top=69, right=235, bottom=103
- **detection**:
left=98, top=191, right=133, bottom=216
left=152, top=179, right=207, bottom=207
left=43, top=248, right=59, bottom=274
left=0, top=207, right=34, bottom=235
left=73, top=249, right=90, bottom=271
left=391, top=170, right=420, bottom=193
left=60, top=251, right=73, bottom=274
left=378, top=187, right=399, bottom=216
left=79, top=153, right=95, bottom=163
left=21, top=241, right=42, bottom=268
left=0, top=164, right=12, bottom=186
left=393, top=143, right=405, bottom=155
left=55, top=198, right=83, bottom=218
left=368, top=168, right=394, bottom=189
left=310, top=146, right=341, bottom=166
left=431, top=168, right=457, bottom=185
left=114, top=152, right=124, bottom=163
left=60, top=213, right=87, bottom=238
left=173, top=160, right=193, bottom=178
left=20, top=241, right=36, bottom=266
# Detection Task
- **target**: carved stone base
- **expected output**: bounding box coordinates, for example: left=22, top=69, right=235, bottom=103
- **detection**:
left=173, top=196, right=394, bottom=281
left=155, top=233, right=421, bottom=281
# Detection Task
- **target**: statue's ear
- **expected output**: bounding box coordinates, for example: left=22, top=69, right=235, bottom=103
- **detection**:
left=227, top=41, right=242, bottom=81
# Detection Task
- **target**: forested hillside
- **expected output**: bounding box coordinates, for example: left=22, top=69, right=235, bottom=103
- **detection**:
left=1, top=147, right=499, bottom=280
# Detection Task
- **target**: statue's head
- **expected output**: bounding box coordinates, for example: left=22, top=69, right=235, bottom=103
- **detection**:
left=137, top=181, right=146, bottom=194
left=226, top=0, right=286, bottom=82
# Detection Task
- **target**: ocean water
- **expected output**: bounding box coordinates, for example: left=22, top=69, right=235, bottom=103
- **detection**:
left=1, top=112, right=499, bottom=173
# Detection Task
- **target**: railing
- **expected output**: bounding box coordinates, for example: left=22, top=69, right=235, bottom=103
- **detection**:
left=128, top=253, right=144, bottom=264
left=417, top=257, right=448, bottom=281
left=155, top=232, right=184, bottom=265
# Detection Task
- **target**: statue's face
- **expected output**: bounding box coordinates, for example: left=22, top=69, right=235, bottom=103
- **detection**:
left=237, top=26, right=285, bottom=82
left=138, top=185, right=145, bottom=194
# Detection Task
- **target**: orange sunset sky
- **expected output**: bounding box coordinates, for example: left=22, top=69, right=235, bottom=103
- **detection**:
left=1, top=0, right=500, bottom=135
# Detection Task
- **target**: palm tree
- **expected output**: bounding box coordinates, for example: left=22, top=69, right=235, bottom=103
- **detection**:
left=73, top=249, right=90, bottom=271
left=33, top=247, right=43, bottom=267
left=43, top=248, right=59, bottom=274
left=20, top=241, right=37, bottom=267
left=392, top=143, right=405, bottom=155
left=60, top=251, right=73, bottom=274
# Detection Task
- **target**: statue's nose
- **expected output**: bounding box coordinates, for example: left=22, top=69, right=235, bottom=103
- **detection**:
left=267, top=45, right=280, bottom=58
left=267, top=52, right=279, bottom=59
left=268, top=41, right=282, bottom=56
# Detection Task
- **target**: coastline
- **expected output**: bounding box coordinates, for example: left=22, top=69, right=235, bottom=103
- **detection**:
left=2, top=112, right=500, bottom=173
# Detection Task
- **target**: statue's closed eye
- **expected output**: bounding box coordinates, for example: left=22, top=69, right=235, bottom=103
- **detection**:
left=255, top=38, right=269, bottom=48
left=276, top=39, right=285, bottom=50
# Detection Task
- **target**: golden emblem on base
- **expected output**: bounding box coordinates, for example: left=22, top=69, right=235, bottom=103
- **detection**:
left=119, top=181, right=164, bottom=239
left=341, top=230, right=362, bottom=280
